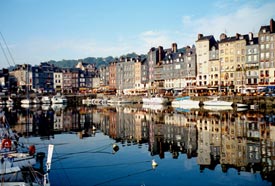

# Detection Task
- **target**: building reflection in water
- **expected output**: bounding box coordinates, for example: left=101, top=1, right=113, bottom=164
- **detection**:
left=2, top=104, right=275, bottom=183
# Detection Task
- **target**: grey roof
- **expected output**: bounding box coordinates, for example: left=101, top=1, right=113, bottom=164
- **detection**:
left=196, top=35, right=214, bottom=42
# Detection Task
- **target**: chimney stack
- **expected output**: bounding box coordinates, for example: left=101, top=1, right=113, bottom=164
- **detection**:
left=248, top=32, right=253, bottom=41
left=270, top=18, right=275, bottom=33
left=158, top=46, right=164, bottom=62
left=172, top=43, right=177, bottom=53
left=220, top=33, right=227, bottom=40
left=236, top=33, right=240, bottom=39
left=198, top=33, right=203, bottom=40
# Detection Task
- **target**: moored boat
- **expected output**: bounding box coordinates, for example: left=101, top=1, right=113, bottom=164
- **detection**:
left=203, top=96, right=233, bottom=107
left=41, top=96, right=51, bottom=104
left=171, top=96, right=200, bottom=109
left=142, top=96, right=169, bottom=105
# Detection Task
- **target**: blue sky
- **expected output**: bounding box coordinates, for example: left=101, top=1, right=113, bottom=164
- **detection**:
left=0, top=0, right=275, bottom=69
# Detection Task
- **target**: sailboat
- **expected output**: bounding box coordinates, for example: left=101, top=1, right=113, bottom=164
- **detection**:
left=0, top=111, right=38, bottom=182
left=0, top=144, right=54, bottom=185
left=171, top=63, right=200, bottom=109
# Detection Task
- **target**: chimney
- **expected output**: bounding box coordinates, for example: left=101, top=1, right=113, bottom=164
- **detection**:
left=220, top=33, right=227, bottom=40
left=270, top=18, right=275, bottom=33
left=248, top=32, right=253, bottom=41
left=236, top=33, right=240, bottom=39
left=186, top=45, right=191, bottom=54
left=198, top=33, right=203, bottom=40
left=172, top=43, right=177, bottom=53
left=158, top=46, right=164, bottom=62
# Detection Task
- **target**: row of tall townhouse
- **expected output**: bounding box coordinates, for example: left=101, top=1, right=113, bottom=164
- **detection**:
left=1, top=18, right=274, bottom=95
left=100, top=18, right=275, bottom=95
left=5, top=62, right=99, bottom=94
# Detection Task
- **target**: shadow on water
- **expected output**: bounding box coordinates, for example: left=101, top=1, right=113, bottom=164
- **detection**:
left=1, top=104, right=275, bottom=186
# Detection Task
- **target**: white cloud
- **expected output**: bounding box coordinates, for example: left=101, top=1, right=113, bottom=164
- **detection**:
left=138, top=30, right=178, bottom=52
left=182, top=2, right=275, bottom=41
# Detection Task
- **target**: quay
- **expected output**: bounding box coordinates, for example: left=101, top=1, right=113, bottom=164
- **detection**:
left=3, top=93, right=275, bottom=111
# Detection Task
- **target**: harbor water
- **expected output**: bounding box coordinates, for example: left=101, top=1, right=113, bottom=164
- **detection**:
left=2, top=103, right=274, bottom=186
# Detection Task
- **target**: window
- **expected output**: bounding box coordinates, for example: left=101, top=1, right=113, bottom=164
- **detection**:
left=260, top=53, right=265, bottom=60
left=248, top=56, right=252, bottom=62
left=266, top=52, right=270, bottom=59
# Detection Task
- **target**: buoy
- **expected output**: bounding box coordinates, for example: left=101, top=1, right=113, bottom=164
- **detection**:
left=29, top=145, right=36, bottom=156
left=1, top=139, right=12, bottom=149
left=112, top=144, right=119, bottom=153
left=152, top=159, right=158, bottom=169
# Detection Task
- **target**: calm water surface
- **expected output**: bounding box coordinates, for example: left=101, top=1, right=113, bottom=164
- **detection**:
left=2, top=104, right=274, bottom=186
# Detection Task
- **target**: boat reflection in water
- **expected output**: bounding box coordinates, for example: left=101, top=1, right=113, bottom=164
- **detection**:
left=2, top=104, right=275, bottom=186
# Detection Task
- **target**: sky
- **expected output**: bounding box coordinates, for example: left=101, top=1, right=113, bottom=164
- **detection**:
left=0, top=0, right=275, bottom=69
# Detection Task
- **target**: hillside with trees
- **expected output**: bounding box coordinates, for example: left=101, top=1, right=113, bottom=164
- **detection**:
left=45, top=52, right=147, bottom=69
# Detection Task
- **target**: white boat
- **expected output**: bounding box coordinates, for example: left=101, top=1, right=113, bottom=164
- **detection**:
left=32, top=97, right=41, bottom=104
left=142, top=97, right=169, bottom=105
left=0, top=144, right=54, bottom=186
left=203, top=96, right=233, bottom=107
left=51, top=103, right=67, bottom=111
left=51, top=95, right=67, bottom=104
left=0, top=112, right=37, bottom=178
left=171, top=96, right=200, bottom=109
left=203, top=105, right=233, bottom=111
left=21, top=98, right=32, bottom=104
left=236, top=103, right=248, bottom=108
left=41, top=96, right=51, bottom=104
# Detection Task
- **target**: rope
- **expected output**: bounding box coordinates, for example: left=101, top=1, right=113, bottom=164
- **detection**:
left=0, top=31, right=16, bottom=66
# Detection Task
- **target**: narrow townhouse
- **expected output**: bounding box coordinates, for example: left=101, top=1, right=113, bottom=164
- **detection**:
left=258, top=18, right=275, bottom=91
